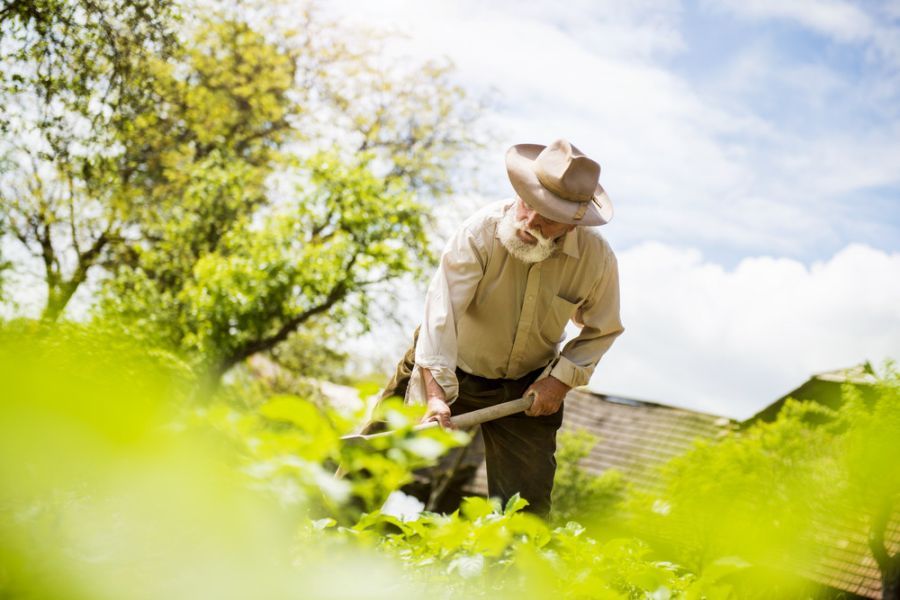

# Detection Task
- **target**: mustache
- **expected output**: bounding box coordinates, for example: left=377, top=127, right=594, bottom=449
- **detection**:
left=515, top=220, right=554, bottom=245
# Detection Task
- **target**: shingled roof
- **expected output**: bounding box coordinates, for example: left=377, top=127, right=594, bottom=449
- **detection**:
left=460, top=389, right=733, bottom=498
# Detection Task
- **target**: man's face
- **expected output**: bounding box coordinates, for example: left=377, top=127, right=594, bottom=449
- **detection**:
left=514, top=197, right=575, bottom=245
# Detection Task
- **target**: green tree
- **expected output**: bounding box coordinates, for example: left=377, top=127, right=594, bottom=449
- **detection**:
left=0, top=0, right=181, bottom=320
left=95, top=4, right=482, bottom=380
left=2, top=1, right=483, bottom=381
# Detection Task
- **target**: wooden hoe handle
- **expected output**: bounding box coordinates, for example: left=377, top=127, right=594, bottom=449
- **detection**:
left=445, top=394, right=535, bottom=430
left=346, top=394, right=536, bottom=442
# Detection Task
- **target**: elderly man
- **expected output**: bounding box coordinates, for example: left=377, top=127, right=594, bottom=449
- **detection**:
left=383, top=139, right=624, bottom=517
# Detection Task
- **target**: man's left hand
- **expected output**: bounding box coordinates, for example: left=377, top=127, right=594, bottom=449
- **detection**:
left=523, top=376, right=570, bottom=417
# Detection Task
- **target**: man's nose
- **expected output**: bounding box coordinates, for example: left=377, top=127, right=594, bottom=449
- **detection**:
left=524, top=210, right=542, bottom=232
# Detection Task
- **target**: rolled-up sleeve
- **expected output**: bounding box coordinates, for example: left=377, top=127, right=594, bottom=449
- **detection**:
left=544, top=248, right=624, bottom=388
left=407, top=224, right=487, bottom=405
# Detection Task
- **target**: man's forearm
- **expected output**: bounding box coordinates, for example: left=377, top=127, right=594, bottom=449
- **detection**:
left=421, top=367, right=447, bottom=403
left=420, top=367, right=453, bottom=428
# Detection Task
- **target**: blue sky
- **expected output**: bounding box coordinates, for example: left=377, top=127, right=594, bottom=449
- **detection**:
left=331, top=0, right=900, bottom=419
left=329, top=0, right=900, bottom=266
left=666, top=0, right=900, bottom=264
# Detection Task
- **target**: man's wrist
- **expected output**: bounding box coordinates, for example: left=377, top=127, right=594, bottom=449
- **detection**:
left=547, top=356, right=588, bottom=389
left=546, top=375, right=571, bottom=391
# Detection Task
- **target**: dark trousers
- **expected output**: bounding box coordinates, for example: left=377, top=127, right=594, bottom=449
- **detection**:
left=377, top=327, right=564, bottom=518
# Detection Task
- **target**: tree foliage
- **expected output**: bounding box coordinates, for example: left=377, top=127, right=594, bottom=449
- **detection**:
left=0, top=0, right=181, bottom=320
left=624, top=364, right=900, bottom=597
left=1, top=1, right=483, bottom=382
left=837, top=368, right=900, bottom=597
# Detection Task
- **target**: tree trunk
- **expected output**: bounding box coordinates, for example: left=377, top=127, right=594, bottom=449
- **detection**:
left=40, top=232, right=109, bottom=322
left=41, top=291, right=66, bottom=322
left=41, top=279, right=83, bottom=322
left=869, top=495, right=900, bottom=600
left=882, top=557, right=900, bottom=600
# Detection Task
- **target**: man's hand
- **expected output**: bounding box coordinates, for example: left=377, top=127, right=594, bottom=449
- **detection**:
left=422, top=397, right=454, bottom=429
left=524, top=376, right=570, bottom=417
left=420, top=367, right=454, bottom=429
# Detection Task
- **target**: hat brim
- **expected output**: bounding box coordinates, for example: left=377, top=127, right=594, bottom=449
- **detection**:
left=505, top=143, right=613, bottom=226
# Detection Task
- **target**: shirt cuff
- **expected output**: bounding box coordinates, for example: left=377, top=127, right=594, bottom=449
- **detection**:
left=405, top=360, right=460, bottom=406
left=541, top=355, right=591, bottom=389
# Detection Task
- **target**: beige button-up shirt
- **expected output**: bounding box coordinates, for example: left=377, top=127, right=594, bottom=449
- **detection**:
left=407, top=199, right=624, bottom=405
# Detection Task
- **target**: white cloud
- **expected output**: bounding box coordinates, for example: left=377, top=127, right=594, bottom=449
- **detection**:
left=329, top=0, right=685, bottom=63
left=590, top=242, right=900, bottom=419
left=708, top=0, right=875, bottom=42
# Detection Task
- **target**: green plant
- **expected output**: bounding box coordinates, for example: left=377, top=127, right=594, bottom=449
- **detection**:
left=0, top=324, right=727, bottom=599
left=551, top=429, right=627, bottom=527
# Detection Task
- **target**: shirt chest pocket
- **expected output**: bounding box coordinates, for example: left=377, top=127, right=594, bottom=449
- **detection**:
left=538, top=295, right=579, bottom=345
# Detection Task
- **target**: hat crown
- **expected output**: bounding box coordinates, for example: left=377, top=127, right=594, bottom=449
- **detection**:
left=533, top=139, right=600, bottom=203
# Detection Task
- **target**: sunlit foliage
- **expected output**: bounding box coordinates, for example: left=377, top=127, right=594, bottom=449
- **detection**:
left=0, top=325, right=736, bottom=600
left=551, top=429, right=627, bottom=528
left=624, top=364, right=900, bottom=598
left=1, top=1, right=483, bottom=385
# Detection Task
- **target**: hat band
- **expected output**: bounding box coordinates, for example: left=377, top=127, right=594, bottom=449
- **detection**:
left=573, top=201, right=589, bottom=220
left=572, top=196, right=605, bottom=221
left=534, top=163, right=594, bottom=203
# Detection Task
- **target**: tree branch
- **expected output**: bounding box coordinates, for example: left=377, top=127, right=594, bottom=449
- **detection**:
left=66, top=170, right=81, bottom=256
left=217, top=279, right=348, bottom=374
left=217, top=254, right=360, bottom=374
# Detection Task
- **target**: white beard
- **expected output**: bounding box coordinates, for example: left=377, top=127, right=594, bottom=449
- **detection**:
left=497, top=204, right=561, bottom=263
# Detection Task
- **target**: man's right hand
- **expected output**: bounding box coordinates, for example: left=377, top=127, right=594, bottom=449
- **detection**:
left=420, top=367, right=454, bottom=429
left=423, top=397, right=454, bottom=429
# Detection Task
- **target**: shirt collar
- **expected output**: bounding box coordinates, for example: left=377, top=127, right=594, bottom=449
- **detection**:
left=560, top=228, right=580, bottom=259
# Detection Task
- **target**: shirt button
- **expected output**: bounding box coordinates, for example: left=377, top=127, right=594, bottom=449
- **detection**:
left=527, top=295, right=534, bottom=301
